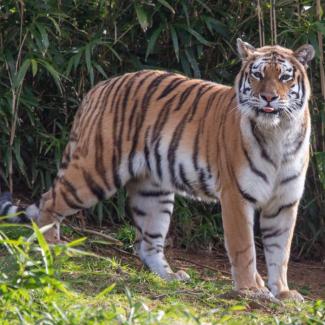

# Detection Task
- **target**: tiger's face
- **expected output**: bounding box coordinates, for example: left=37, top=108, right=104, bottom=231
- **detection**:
left=236, top=39, right=314, bottom=128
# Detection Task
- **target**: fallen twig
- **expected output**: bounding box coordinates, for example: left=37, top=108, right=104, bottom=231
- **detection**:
left=68, top=225, right=123, bottom=246
left=175, top=257, right=231, bottom=276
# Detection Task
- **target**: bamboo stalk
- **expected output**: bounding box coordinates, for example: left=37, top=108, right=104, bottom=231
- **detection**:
left=270, top=0, right=277, bottom=45
left=257, top=0, right=265, bottom=47
left=316, top=0, right=325, bottom=153
left=8, top=2, right=27, bottom=193
left=272, top=0, right=277, bottom=44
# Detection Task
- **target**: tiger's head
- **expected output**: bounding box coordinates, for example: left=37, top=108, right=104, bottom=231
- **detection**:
left=235, top=38, right=314, bottom=128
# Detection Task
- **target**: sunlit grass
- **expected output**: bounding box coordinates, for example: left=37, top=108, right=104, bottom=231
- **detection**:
left=0, top=223, right=323, bottom=324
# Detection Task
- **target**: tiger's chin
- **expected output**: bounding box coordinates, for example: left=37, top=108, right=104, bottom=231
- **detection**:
left=254, top=111, right=281, bottom=129
left=241, top=106, right=282, bottom=129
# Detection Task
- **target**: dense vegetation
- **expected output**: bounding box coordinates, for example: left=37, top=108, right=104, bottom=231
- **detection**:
left=0, top=0, right=324, bottom=260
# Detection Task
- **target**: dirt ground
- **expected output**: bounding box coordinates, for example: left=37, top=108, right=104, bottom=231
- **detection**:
left=169, top=248, right=325, bottom=300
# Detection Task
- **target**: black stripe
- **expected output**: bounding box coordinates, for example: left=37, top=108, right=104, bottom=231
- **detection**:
left=167, top=112, right=188, bottom=187
left=280, top=172, right=301, bottom=185
left=60, top=190, right=84, bottom=210
left=94, top=82, right=116, bottom=191
left=202, top=90, right=219, bottom=119
left=283, top=125, right=307, bottom=162
left=161, top=209, right=172, bottom=216
left=198, top=168, right=215, bottom=198
left=60, top=177, right=83, bottom=204
left=127, top=99, right=139, bottom=141
left=142, top=72, right=175, bottom=109
left=82, top=169, right=106, bottom=201
left=263, top=201, right=297, bottom=219
left=151, top=94, right=176, bottom=144
left=261, top=227, right=289, bottom=240
left=143, top=236, right=153, bottom=244
left=2, top=203, right=12, bottom=215
left=145, top=232, right=163, bottom=239
left=250, top=119, right=277, bottom=169
left=128, top=73, right=173, bottom=177
left=144, top=127, right=151, bottom=172
left=17, top=208, right=31, bottom=223
left=173, top=83, right=198, bottom=111
left=192, top=120, right=202, bottom=170
left=242, top=145, right=269, bottom=183
left=154, top=137, right=163, bottom=180
left=178, top=163, right=194, bottom=193
left=159, top=200, right=174, bottom=205
left=139, top=190, right=172, bottom=197
left=117, top=73, right=143, bottom=167
left=95, top=111, right=111, bottom=191
left=157, top=77, right=186, bottom=100
left=237, top=183, right=257, bottom=204
left=132, top=206, right=147, bottom=216
left=188, top=84, right=214, bottom=121
left=264, top=243, right=281, bottom=253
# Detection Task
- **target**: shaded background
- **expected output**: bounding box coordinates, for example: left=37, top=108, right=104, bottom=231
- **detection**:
left=0, top=0, right=324, bottom=260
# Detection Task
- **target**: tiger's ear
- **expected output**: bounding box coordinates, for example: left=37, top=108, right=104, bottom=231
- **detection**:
left=294, top=44, right=315, bottom=68
left=237, top=38, right=255, bottom=60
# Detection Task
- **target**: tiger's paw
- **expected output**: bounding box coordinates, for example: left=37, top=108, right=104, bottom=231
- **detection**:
left=276, top=290, right=304, bottom=302
left=164, top=270, right=190, bottom=281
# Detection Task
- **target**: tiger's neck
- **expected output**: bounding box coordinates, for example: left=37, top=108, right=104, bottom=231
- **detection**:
left=239, top=106, right=310, bottom=170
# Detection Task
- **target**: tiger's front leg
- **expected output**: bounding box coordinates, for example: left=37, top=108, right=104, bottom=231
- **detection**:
left=261, top=201, right=303, bottom=301
left=221, top=191, right=272, bottom=299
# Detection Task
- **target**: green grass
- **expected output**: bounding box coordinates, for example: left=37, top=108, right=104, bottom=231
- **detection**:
left=0, top=224, right=324, bottom=324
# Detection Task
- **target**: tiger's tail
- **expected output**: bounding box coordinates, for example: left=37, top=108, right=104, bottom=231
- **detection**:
left=0, top=192, right=40, bottom=223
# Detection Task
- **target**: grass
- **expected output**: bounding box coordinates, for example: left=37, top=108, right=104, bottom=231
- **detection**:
left=0, top=224, right=324, bottom=324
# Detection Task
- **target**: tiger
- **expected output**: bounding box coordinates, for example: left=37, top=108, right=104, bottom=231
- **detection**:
left=0, top=39, right=314, bottom=302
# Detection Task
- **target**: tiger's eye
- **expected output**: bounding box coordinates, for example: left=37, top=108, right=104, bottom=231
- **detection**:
left=280, top=74, right=291, bottom=82
left=252, top=72, right=263, bottom=79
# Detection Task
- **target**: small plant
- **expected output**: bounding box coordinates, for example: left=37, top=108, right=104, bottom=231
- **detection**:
left=115, top=224, right=136, bottom=251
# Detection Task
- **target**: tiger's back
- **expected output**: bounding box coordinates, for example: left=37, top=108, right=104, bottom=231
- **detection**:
left=66, top=70, right=235, bottom=202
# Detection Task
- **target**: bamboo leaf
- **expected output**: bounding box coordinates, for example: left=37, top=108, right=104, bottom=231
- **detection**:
left=31, top=59, right=38, bottom=77
left=145, top=25, right=163, bottom=61
left=170, top=26, right=179, bottom=62
left=157, top=0, right=175, bottom=14
left=177, top=24, right=214, bottom=46
left=135, top=4, right=149, bottom=32
left=14, top=59, right=31, bottom=88
left=32, top=222, right=54, bottom=276
left=185, top=49, right=201, bottom=78
left=35, top=23, right=49, bottom=50
left=93, top=62, right=108, bottom=79
left=37, top=59, right=63, bottom=93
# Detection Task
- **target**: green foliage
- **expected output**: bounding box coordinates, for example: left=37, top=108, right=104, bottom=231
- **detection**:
left=0, top=0, right=324, bottom=258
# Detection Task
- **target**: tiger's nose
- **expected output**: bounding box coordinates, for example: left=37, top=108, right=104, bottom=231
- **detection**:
left=260, top=94, right=278, bottom=102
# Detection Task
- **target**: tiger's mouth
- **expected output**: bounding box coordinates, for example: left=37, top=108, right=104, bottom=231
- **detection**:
left=260, top=106, right=280, bottom=115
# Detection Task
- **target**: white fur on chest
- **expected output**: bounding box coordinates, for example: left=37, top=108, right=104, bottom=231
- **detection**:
left=239, top=117, right=310, bottom=208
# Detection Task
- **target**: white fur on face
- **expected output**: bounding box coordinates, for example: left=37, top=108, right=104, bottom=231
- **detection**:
left=237, top=54, right=307, bottom=128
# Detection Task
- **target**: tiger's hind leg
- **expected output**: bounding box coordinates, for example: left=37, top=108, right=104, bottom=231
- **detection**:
left=38, top=157, right=117, bottom=243
left=126, top=178, right=189, bottom=281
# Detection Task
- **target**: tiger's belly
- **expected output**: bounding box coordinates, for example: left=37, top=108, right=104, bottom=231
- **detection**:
left=118, top=145, right=220, bottom=202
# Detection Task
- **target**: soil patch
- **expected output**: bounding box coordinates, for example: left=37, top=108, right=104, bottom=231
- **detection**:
left=169, top=248, right=325, bottom=300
